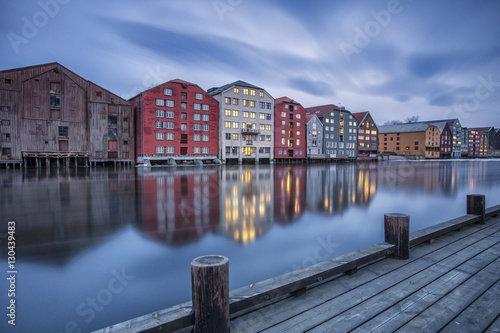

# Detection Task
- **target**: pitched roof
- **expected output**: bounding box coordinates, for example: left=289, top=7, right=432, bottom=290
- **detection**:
left=467, top=126, right=494, bottom=132
left=129, top=78, right=201, bottom=100
left=378, top=123, right=434, bottom=134
left=306, top=113, right=321, bottom=125
left=275, top=96, right=303, bottom=106
left=207, top=80, right=263, bottom=96
left=422, top=118, right=461, bottom=127
left=352, top=112, right=368, bottom=124
left=304, top=104, right=341, bottom=117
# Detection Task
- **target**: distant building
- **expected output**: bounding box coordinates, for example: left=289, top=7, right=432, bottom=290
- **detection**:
left=273, top=97, right=306, bottom=160
left=208, top=81, right=274, bottom=164
left=417, top=120, right=453, bottom=158
left=305, top=114, right=324, bottom=158
left=352, top=111, right=378, bottom=160
left=425, top=118, right=466, bottom=158
left=378, top=123, right=441, bottom=158
left=130, top=79, right=219, bottom=165
left=305, top=105, right=358, bottom=160
left=0, top=62, right=134, bottom=168
left=467, top=128, right=489, bottom=158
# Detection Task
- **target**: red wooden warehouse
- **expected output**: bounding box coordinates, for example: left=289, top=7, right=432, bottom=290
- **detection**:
left=274, top=97, right=307, bottom=161
left=130, top=79, right=219, bottom=165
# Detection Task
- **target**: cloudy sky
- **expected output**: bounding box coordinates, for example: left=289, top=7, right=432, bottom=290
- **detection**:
left=1, top=0, right=499, bottom=127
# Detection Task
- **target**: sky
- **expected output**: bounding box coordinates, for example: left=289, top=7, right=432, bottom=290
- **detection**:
left=1, top=0, right=500, bottom=128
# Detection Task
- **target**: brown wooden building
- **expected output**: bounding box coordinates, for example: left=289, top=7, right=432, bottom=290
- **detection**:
left=378, top=123, right=441, bottom=158
left=0, top=63, right=134, bottom=168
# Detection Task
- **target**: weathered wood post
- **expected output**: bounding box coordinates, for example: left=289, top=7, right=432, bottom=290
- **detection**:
left=191, top=255, right=230, bottom=333
left=467, top=194, right=485, bottom=225
left=384, top=213, right=410, bottom=260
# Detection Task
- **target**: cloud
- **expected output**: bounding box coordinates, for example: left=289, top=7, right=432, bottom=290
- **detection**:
left=288, top=78, right=334, bottom=97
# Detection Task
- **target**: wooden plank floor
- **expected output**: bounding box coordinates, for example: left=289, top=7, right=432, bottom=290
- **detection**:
left=228, top=215, right=500, bottom=333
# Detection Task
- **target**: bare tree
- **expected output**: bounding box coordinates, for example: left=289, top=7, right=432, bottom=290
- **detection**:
left=404, top=116, right=420, bottom=123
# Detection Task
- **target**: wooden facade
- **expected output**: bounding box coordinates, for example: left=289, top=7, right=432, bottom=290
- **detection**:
left=274, top=97, right=307, bottom=160
left=353, top=111, right=379, bottom=160
left=0, top=63, right=134, bottom=167
left=378, top=123, right=441, bottom=158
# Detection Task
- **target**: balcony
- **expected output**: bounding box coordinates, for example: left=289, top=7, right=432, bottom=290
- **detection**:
left=241, top=128, right=260, bottom=135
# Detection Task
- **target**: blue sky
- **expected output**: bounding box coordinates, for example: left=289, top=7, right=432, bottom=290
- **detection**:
left=1, top=0, right=500, bottom=127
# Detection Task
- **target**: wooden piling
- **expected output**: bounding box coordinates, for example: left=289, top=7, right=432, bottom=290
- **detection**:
left=467, top=194, right=485, bottom=225
left=384, top=213, right=410, bottom=260
left=191, top=255, right=230, bottom=333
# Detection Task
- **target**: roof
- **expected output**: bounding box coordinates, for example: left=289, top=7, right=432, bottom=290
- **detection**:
left=304, top=104, right=341, bottom=118
left=306, top=113, right=322, bottom=125
left=467, top=127, right=495, bottom=132
left=417, top=120, right=450, bottom=133
left=207, top=80, right=264, bottom=96
left=378, top=123, right=435, bottom=134
left=422, top=118, right=461, bottom=127
left=129, top=78, right=199, bottom=100
left=352, top=112, right=368, bottom=124
left=274, top=96, right=303, bottom=106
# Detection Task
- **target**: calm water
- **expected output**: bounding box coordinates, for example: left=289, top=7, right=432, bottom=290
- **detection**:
left=1, top=160, right=500, bottom=332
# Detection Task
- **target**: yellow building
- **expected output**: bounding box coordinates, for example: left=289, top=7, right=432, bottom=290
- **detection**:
left=378, top=123, right=440, bottom=158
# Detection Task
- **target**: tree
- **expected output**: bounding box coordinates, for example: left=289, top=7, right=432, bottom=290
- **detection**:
left=404, top=116, right=420, bottom=123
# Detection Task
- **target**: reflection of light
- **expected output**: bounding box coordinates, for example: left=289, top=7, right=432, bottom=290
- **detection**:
left=295, top=197, right=300, bottom=215
left=286, top=173, right=291, bottom=195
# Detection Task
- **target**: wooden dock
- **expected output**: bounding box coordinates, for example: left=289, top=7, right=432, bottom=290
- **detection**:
left=94, top=198, right=500, bottom=333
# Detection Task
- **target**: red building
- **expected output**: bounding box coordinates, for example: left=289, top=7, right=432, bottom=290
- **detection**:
left=468, top=128, right=489, bottom=158
left=274, top=97, right=307, bottom=160
left=130, top=79, right=219, bottom=164
left=353, top=111, right=378, bottom=160
left=437, top=122, right=452, bottom=157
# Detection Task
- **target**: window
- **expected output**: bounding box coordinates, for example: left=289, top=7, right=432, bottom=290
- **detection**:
left=202, top=124, right=209, bottom=131
left=4, top=78, right=12, bottom=84
left=181, top=102, right=187, bottom=110
left=225, top=109, right=231, bottom=117
left=202, top=134, right=209, bottom=141
left=225, top=133, right=231, bottom=140
left=156, top=132, right=164, bottom=140
left=266, top=103, right=272, bottom=109
left=166, top=111, right=174, bottom=118
left=250, top=100, right=255, bottom=107
left=108, top=116, right=117, bottom=125
left=164, top=122, right=174, bottom=129
left=250, top=89, right=256, bottom=96
left=225, top=97, right=231, bottom=104
left=282, top=129, right=286, bottom=135
left=166, top=133, right=174, bottom=140
left=193, top=103, right=201, bottom=110
left=202, top=114, right=209, bottom=121
left=202, top=104, right=209, bottom=111
left=281, top=138, right=285, bottom=145
left=181, top=123, right=187, bottom=130
left=2, top=148, right=11, bottom=157
left=164, top=88, right=172, bottom=96
left=50, top=95, right=61, bottom=107
left=233, top=110, right=239, bottom=117
left=225, top=121, right=231, bottom=128
left=58, top=126, right=68, bottom=137
left=194, top=147, right=201, bottom=154
left=234, top=87, right=239, bottom=94
left=260, top=124, right=265, bottom=130
left=181, top=92, right=187, bottom=100
left=266, top=135, right=271, bottom=141
left=156, top=121, right=163, bottom=128
left=266, top=124, right=271, bottom=131
left=260, top=113, right=265, bottom=119
left=108, top=140, right=118, bottom=150
left=2, top=133, right=11, bottom=142
left=243, top=100, right=249, bottom=107
left=260, top=102, right=265, bottom=109
left=166, top=146, right=174, bottom=154
left=233, top=98, right=239, bottom=105
left=196, top=93, right=203, bottom=100
left=266, top=114, right=272, bottom=120
left=260, top=91, right=264, bottom=98
left=243, top=111, right=249, bottom=118
left=156, top=110, right=164, bottom=118
left=156, top=99, right=164, bottom=106
left=1, top=120, right=10, bottom=126
left=194, top=124, right=201, bottom=131
left=181, top=113, right=187, bottom=120
left=194, top=134, right=201, bottom=141
left=233, top=122, right=239, bottom=129
left=156, top=146, right=165, bottom=154
left=202, top=147, right=209, bottom=154
left=250, top=112, right=256, bottom=119
left=108, top=128, right=117, bottom=137
left=281, top=111, right=286, bottom=118
left=243, top=88, right=249, bottom=95
left=194, top=113, right=201, bottom=121
left=233, top=133, right=238, bottom=140
left=1, top=106, right=10, bottom=112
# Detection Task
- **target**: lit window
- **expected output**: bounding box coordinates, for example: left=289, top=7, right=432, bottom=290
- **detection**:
left=243, top=111, right=249, bottom=118
left=225, top=109, right=231, bottom=117
left=225, top=97, right=231, bottom=104
left=233, top=122, right=239, bottom=129
left=233, top=98, right=239, bottom=105
left=259, top=91, right=264, bottom=98
left=250, top=89, right=256, bottom=96
left=250, top=112, right=256, bottom=119
left=250, top=100, right=255, bottom=107
left=233, top=133, right=238, bottom=140
left=243, top=88, right=249, bottom=95
left=234, top=87, right=239, bottom=94
left=225, top=121, right=231, bottom=128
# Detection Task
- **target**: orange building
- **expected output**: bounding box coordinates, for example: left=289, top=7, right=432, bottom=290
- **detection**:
left=378, top=123, right=441, bottom=158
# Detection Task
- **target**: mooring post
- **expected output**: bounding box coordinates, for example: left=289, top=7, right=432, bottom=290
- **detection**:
left=384, top=213, right=410, bottom=260
left=191, top=255, right=230, bottom=333
left=467, top=194, right=485, bottom=225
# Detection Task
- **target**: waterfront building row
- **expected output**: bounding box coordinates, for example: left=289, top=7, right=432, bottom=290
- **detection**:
left=1, top=62, right=499, bottom=168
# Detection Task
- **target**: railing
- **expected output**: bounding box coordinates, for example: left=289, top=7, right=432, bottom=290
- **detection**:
left=241, top=128, right=260, bottom=134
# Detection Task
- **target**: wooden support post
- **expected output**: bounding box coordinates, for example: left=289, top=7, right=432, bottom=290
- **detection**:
left=384, top=213, right=410, bottom=260
left=467, top=194, right=485, bottom=225
left=191, top=255, right=230, bottom=333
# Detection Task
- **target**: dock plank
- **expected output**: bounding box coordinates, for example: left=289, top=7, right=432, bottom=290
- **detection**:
left=259, top=224, right=500, bottom=333
left=440, top=279, right=500, bottom=333
left=396, top=258, right=500, bottom=332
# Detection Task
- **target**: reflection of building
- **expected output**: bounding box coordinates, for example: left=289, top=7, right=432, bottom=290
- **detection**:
left=352, top=112, right=378, bottom=160
left=273, top=165, right=306, bottom=224
left=306, top=164, right=377, bottom=216
left=208, top=81, right=274, bottom=164
left=0, top=169, right=136, bottom=260
left=273, top=97, right=307, bottom=161
left=219, top=165, right=274, bottom=243
left=378, top=123, right=441, bottom=158
left=136, top=168, right=220, bottom=246
left=0, top=63, right=134, bottom=168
